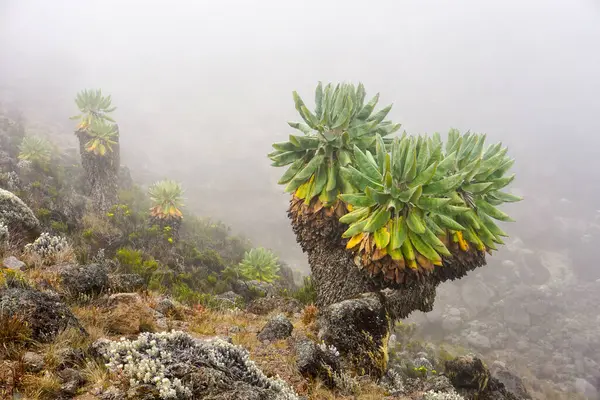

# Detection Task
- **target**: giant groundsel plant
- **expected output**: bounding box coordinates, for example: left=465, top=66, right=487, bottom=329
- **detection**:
left=269, top=81, right=521, bottom=288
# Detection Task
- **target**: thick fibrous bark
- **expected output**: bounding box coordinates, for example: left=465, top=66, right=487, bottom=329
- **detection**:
left=76, top=131, right=119, bottom=212
left=288, top=199, right=487, bottom=319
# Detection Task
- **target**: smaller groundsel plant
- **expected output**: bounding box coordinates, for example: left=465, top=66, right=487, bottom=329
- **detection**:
left=98, top=331, right=298, bottom=400
left=148, top=180, right=184, bottom=220
left=18, top=136, right=53, bottom=166
left=239, top=247, right=280, bottom=283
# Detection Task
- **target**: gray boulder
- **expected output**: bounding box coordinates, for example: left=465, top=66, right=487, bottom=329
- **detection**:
left=257, top=314, right=293, bottom=342
left=0, top=188, right=40, bottom=241
left=0, top=284, right=85, bottom=342
left=59, top=263, right=109, bottom=298
left=317, top=292, right=390, bottom=378
left=108, top=273, right=145, bottom=293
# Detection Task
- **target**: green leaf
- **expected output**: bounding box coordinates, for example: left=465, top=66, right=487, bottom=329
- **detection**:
left=417, top=196, right=452, bottom=210
left=390, top=216, right=408, bottom=250
left=269, top=151, right=301, bottom=166
left=339, top=207, right=370, bottom=224
left=434, top=213, right=466, bottom=231
left=364, top=207, right=391, bottom=233
left=488, top=191, right=522, bottom=203
left=325, top=159, right=337, bottom=192
left=315, top=82, right=324, bottom=120
left=367, top=104, right=392, bottom=124
left=409, top=230, right=441, bottom=262
left=406, top=208, right=426, bottom=234
left=356, top=93, right=379, bottom=120
left=288, top=121, right=312, bottom=134
left=342, top=219, right=369, bottom=238
left=289, top=135, right=319, bottom=149
left=409, top=185, right=423, bottom=204
left=294, top=154, right=325, bottom=181
left=462, top=182, right=493, bottom=194
left=397, top=185, right=420, bottom=202
left=277, top=157, right=306, bottom=184
left=411, top=161, right=438, bottom=187
left=422, top=227, right=452, bottom=256
left=339, top=193, right=377, bottom=207
left=475, top=199, right=514, bottom=222
left=423, top=173, right=464, bottom=195
left=354, top=145, right=383, bottom=182
left=272, top=141, right=299, bottom=152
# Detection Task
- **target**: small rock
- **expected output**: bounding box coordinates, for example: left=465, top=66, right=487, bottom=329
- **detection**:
left=22, top=351, right=45, bottom=373
left=257, top=314, right=293, bottom=341
left=99, top=386, right=126, bottom=400
left=2, top=256, right=25, bottom=271
left=58, top=367, right=85, bottom=396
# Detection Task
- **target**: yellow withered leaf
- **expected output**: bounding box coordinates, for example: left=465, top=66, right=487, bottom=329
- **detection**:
left=346, top=232, right=365, bottom=249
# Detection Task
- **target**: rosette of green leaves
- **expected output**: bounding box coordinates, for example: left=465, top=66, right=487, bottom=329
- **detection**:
left=70, top=89, right=116, bottom=131
left=338, top=131, right=520, bottom=268
left=268, top=82, right=400, bottom=206
left=440, top=129, right=522, bottom=252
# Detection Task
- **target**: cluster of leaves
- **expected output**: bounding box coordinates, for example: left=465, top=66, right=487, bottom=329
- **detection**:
left=268, top=82, right=399, bottom=207
left=70, top=89, right=118, bottom=156
left=148, top=180, right=184, bottom=220
left=270, top=82, right=521, bottom=283
left=339, top=131, right=520, bottom=280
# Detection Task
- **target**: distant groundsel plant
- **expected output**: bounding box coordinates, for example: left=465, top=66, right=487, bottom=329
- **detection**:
left=70, top=89, right=116, bottom=131
left=239, top=247, right=280, bottom=283
left=148, top=180, right=184, bottom=220
left=18, top=136, right=52, bottom=166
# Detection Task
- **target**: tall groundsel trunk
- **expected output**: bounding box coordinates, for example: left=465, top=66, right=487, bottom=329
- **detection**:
left=76, top=130, right=119, bottom=212
left=288, top=197, right=487, bottom=319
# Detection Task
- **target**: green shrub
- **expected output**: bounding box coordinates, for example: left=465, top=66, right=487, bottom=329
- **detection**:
left=115, top=247, right=160, bottom=281
left=292, top=275, right=317, bottom=305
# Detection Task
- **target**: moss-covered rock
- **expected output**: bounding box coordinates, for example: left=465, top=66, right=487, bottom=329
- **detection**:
left=317, top=292, right=391, bottom=378
left=0, top=187, right=40, bottom=241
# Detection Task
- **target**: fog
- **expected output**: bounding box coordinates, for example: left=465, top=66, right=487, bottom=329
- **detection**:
left=2, top=0, right=600, bottom=271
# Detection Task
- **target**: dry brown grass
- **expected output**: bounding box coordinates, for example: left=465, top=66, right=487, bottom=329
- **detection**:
left=21, top=371, right=62, bottom=399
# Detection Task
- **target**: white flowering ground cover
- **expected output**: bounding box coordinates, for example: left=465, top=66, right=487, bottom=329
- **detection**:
left=97, top=330, right=299, bottom=399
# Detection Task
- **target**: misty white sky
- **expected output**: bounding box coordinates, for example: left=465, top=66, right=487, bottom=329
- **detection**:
left=1, top=0, right=599, bottom=267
